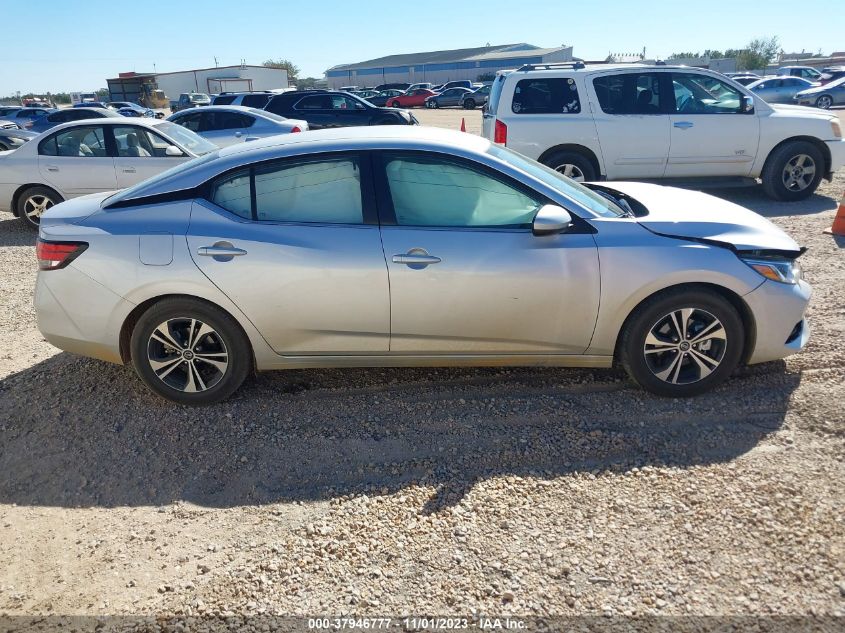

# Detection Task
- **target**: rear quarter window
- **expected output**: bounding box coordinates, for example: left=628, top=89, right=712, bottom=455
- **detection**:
left=512, top=78, right=581, bottom=114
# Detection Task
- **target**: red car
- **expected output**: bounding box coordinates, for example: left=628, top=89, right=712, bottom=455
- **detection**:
left=386, top=89, right=437, bottom=108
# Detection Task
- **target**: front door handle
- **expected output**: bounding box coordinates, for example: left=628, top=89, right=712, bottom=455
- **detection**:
left=45, top=165, right=59, bottom=172
left=197, top=243, right=248, bottom=259
left=122, top=167, right=137, bottom=173
left=673, top=121, right=694, bottom=129
left=392, top=248, right=441, bottom=268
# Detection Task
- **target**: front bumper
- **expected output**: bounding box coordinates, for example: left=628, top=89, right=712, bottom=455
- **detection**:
left=744, top=278, right=812, bottom=364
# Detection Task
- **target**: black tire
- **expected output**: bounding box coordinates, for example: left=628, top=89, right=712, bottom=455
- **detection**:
left=130, top=298, right=252, bottom=405
left=815, top=94, right=833, bottom=109
left=15, top=185, right=63, bottom=229
left=391, top=102, right=402, bottom=108
left=463, top=99, right=476, bottom=110
left=619, top=288, right=744, bottom=397
left=761, top=140, right=824, bottom=201
left=540, top=150, right=597, bottom=182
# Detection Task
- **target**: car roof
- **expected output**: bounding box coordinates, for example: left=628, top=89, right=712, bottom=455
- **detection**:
left=173, top=104, right=261, bottom=114
left=43, top=117, right=167, bottom=134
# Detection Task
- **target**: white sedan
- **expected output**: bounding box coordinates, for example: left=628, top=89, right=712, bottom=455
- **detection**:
left=0, top=118, right=218, bottom=228
left=166, top=105, right=308, bottom=148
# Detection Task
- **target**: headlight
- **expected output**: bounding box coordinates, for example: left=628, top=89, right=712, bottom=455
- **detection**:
left=831, top=119, right=842, bottom=139
left=741, top=256, right=802, bottom=284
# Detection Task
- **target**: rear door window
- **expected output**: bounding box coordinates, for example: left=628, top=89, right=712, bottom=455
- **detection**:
left=512, top=78, right=581, bottom=114
left=593, top=73, right=664, bottom=114
left=213, top=95, right=237, bottom=105
left=241, top=94, right=271, bottom=108
left=40, top=126, right=108, bottom=157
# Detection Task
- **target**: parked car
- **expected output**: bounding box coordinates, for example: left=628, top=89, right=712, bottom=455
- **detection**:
left=374, top=83, right=411, bottom=92
left=0, top=128, right=37, bottom=151
left=483, top=62, right=844, bottom=200
left=27, top=107, right=123, bottom=134
left=461, top=84, right=492, bottom=109
left=425, top=87, right=474, bottom=108
left=793, top=76, right=845, bottom=109
left=728, top=75, right=761, bottom=86
left=211, top=91, right=274, bottom=109
left=168, top=105, right=307, bottom=148
left=0, top=107, right=56, bottom=129
left=72, top=101, right=113, bottom=110
left=366, top=89, right=405, bottom=107
left=406, top=82, right=433, bottom=92
left=747, top=77, right=816, bottom=104
left=264, top=90, right=417, bottom=129
left=350, top=90, right=380, bottom=100
left=386, top=89, right=437, bottom=108
left=107, top=101, right=155, bottom=118
left=0, top=118, right=217, bottom=228
left=171, top=92, right=211, bottom=113
left=777, top=66, right=823, bottom=81
left=819, top=68, right=845, bottom=85
left=438, top=80, right=474, bottom=91
left=33, top=126, right=811, bottom=404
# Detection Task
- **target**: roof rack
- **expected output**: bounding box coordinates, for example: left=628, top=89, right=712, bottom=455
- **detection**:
left=517, top=61, right=587, bottom=72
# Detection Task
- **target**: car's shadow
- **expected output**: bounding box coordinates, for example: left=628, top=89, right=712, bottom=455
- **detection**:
left=0, top=214, right=37, bottom=247
left=0, top=352, right=799, bottom=513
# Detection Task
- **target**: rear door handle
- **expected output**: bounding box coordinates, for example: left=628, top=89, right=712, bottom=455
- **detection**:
left=45, top=165, right=59, bottom=172
left=197, top=244, right=248, bottom=258
left=392, top=250, right=441, bottom=267
left=673, top=121, right=694, bottom=129
left=122, top=167, right=137, bottom=173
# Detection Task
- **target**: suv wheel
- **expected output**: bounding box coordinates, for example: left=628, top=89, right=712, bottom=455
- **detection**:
left=16, top=186, right=63, bottom=229
left=463, top=98, right=476, bottom=109
left=541, top=150, right=596, bottom=182
left=815, top=95, right=833, bottom=109
left=131, top=298, right=252, bottom=405
left=761, top=141, right=823, bottom=201
left=619, top=288, right=744, bottom=397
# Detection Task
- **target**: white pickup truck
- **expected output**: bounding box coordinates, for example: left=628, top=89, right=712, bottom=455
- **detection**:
left=483, top=63, right=845, bottom=200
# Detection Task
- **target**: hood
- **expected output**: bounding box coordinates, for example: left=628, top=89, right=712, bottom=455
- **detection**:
left=599, top=182, right=801, bottom=254
left=40, top=191, right=115, bottom=228
left=769, top=103, right=836, bottom=119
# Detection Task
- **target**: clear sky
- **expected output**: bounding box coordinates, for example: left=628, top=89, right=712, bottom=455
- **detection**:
left=0, top=0, right=841, bottom=94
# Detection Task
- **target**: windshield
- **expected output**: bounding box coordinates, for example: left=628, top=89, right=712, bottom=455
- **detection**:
left=190, top=94, right=210, bottom=102
left=487, top=73, right=510, bottom=115
left=102, top=150, right=220, bottom=207
left=824, top=76, right=845, bottom=88
left=488, top=144, right=626, bottom=218
left=154, top=121, right=218, bottom=156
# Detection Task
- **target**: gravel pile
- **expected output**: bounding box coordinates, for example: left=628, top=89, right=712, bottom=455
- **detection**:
left=0, top=168, right=842, bottom=623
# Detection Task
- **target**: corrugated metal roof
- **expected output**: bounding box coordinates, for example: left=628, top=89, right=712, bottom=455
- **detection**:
left=464, top=46, right=571, bottom=61
left=327, top=44, right=540, bottom=72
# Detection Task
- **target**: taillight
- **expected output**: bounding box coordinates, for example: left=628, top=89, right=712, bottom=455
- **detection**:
left=290, top=126, right=301, bottom=133
left=36, top=240, right=88, bottom=271
left=494, top=119, right=507, bottom=145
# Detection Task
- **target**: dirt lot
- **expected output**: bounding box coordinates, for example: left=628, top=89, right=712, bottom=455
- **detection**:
left=0, top=108, right=843, bottom=625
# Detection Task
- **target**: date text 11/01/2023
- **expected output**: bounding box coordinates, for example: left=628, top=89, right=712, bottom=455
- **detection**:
left=307, top=617, right=527, bottom=630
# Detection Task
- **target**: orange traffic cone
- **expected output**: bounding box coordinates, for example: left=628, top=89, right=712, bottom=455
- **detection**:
left=460, top=118, right=466, bottom=132
left=824, top=191, right=845, bottom=236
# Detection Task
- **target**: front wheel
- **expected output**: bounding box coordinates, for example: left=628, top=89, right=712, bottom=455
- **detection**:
left=391, top=102, right=401, bottom=108
left=130, top=298, right=252, bottom=405
left=619, top=288, right=744, bottom=397
left=761, top=140, right=823, bottom=201
left=16, top=186, right=63, bottom=229
left=815, top=95, right=833, bottom=109
left=541, top=150, right=596, bottom=182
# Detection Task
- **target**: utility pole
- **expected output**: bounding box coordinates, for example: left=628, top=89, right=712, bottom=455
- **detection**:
left=214, top=56, right=219, bottom=68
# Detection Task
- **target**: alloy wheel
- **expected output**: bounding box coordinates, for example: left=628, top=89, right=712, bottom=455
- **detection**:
left=816, top=95, right=832, bottom=109
left=23, top=194, right=54, bottom=223
left=782, top=154, right=816, bottom=192
left=146, top=317, right=229, bottom=393
left=554, top=163, right=586, bottom=182
left=643, top=308, right=727, bottom=385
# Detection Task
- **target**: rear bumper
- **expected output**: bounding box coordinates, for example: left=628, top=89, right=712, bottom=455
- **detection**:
left=744, top=278, right=812, bottom=364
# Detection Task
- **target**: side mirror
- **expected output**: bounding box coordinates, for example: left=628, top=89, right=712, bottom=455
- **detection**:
left=165, top=145, right=184, bottom=157
left=741, top=95, right=755, bottom=113
left=532, top=204, right=572, bottom=236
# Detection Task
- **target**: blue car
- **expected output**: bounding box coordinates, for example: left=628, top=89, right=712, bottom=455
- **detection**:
left=27, top=107, right=123, bottom=133
left=108, top=101, right=155, bottom=118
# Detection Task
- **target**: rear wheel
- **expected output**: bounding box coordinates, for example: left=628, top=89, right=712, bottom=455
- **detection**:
left=761, top=140, right=823, bottom=201
left=619, top=288, right=744, bottom=397
left=815, top=95, right=833, bottom=109
left=391, top=101, right=401, bottom=108
left=130, top=298, right=252, bottom=405
left=541, top=150, right=596, bottom=182
left=16, top=186, right=63, bottom=229
left=463, top=98, right=476, bottom=109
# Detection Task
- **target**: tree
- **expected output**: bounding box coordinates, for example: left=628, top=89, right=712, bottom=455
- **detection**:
left=262, top=59, right=300, bottom=81
left=296, top=77, right=320, bottom=89
left=736, top=36, right=779, bottom=71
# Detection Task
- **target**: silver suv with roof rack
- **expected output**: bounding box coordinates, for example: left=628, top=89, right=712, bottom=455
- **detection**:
left=482, top=62, right=844, bottom=200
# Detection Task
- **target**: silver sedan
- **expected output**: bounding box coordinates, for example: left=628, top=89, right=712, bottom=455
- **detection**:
left=35, top=127, right=811, bottom=404
left=747, top=77, right=816, bottom=104
left=167, top=105, right=308, bottom=148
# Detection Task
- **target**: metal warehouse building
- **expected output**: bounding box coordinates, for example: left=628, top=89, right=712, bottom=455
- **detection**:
left=326, top=43, right=574, bottom=89
left=107, top=65, right=289, bottom=106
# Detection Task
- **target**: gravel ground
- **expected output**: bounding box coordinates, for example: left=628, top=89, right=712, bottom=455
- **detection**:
left=0, top=110, right=843, bottom=626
